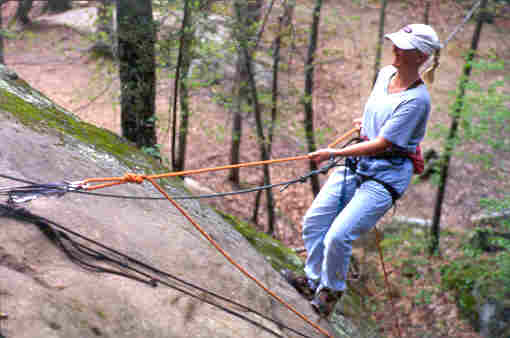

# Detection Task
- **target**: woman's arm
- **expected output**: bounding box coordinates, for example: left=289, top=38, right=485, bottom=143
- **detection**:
left=308, top=136, right=392, bottom=165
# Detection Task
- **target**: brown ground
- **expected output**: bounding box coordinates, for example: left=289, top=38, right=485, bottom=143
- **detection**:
left=3, top=1, right=510, bottom=337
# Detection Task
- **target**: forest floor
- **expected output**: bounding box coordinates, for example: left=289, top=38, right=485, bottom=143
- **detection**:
left=3, top=1, right=510, bottom=337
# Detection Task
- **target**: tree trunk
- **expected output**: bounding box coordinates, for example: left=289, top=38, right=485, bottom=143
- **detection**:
left=269, top=15, right=283, bottom=154
left=252, top=4, right=286, bottom=226
left=45, top=0, right=72, bottom=13
left=234, top=1, right=275, bottom=234
left=173, top=0, right=195, bottom=172
left=303, top=0, right=323, bottom=197
left=229, top=58, right=248, bottom=185
left=0, top=1, right=4, bottom=65
left=229, top=0, right=263, bottom=185
left=15, top=0, right=33, bottom=25
left=423, top=0, right=431, bottom=24
left=252, top=188, right=262, bottom=224
left=372, top=0, right=387, bottom=86
left=429, top=0, right=489, bottom=255
left=117, top=0, right=157, bottom=149
left=229, top=62, right=243, bottom=185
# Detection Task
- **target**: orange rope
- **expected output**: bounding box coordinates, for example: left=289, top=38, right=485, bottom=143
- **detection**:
left=145, top=176, right=332, bottom=338
left=328, top=126, right=360, bottom=148
left=83, top=155, right=311, bottom=191
left=78, top=128, right=360, bottom=336
left=83, top=127, right=360, bottom=191
left=82, top=173, right=333, bottom=337
left=374, top=226, right=402, bottom=338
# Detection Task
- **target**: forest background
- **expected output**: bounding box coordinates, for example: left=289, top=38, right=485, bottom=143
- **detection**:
left=2, top=0, right=510, bottom=337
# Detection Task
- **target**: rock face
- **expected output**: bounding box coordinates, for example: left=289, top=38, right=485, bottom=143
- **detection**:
left=0, top=66, right=367, bottom=337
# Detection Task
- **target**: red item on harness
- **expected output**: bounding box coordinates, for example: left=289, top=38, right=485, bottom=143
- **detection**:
left=408, top=145, right=424, bottom=175
left=360, top=136, right=424, bottom=175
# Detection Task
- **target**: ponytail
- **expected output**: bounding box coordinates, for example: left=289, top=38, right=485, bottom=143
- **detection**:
left=422, top=50, right=440, bottom=86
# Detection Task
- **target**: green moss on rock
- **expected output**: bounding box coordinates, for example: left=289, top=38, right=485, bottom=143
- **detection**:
left=0, top=68, right=161, bottom=173
left=216, top=210, right=304, bottom=273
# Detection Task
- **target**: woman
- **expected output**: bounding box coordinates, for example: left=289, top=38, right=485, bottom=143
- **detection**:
left=287, top=24, right=442, bottom=317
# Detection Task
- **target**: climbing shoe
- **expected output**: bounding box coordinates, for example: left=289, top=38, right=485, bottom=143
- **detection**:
left=281, top=269, right=317, bottom=300
left=310, top=288, right=343, bottom=318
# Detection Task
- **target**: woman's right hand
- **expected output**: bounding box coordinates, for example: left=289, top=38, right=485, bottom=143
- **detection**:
left=308, top=148, right=337, bottom=165
left=353, top=117, right=362, bottom=130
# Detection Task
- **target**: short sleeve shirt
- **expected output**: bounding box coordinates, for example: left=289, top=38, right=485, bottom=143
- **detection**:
left=356, top=65, right=431, bottom=195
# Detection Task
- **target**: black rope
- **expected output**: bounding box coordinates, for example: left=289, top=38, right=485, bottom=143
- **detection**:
left=0, top=158, right=340, bottom=203
left=37, top=222, right=158, bottom=286
left=0, top=203, right=315, bottom=338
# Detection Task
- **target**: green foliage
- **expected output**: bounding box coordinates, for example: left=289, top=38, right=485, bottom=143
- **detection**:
left=440, top=260, right=484, bottom=319
left=428, top=55, right=510, bottom=192
left=495, top=251, right=510, bottom=295
left=440, top=210, right=510, bottom=325
left=457, top=58, right=510, bottom=153
left=480, top=195, right=510, bottom=214
left=414, top=289, right=433, bottom=305
left=0, top=28, right=18, bottom=39
left=380, top=226, right=430, bottom=257
left=441, top=249, right=510, bottom=319
left=142, top=144, right=162, bottom=159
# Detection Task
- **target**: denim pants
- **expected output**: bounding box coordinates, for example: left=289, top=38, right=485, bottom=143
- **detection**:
left=302, top=166, right=393, bottom=292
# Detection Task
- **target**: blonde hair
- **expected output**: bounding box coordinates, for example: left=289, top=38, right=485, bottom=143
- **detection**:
left=422, top=50, right=440, bottom=85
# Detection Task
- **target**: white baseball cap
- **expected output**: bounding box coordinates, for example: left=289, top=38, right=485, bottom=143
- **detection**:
left=385, top=24, right=442, bottom=55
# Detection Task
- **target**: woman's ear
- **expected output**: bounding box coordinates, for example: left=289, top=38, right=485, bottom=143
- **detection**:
left=418, top=52, right=429, bottom=65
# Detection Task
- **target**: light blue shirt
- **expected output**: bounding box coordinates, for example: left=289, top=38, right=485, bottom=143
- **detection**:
left=357, top=65, right=431, bottom=195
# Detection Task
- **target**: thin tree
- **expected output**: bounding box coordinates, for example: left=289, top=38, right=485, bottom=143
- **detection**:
left=13, top=0, right=33, bottom=25
left=229, top=62, right=244, bottom=185
left=171, top=0, right=202, bottom=172
left=303, top=0, right=323, bottom=196
left=117, top=0, right=157, bottom=149
left=0, top=0, right=5, bottom=65
left=372, top=0, right=388, bottom=86
left=234, top=1, right=276, bottom=234
left=252, top=1, right=289, bottom=225
left=229, top=0, right=263, bottom=185
left=423, top=0, right=432, bottom=24
left=429, top=0, right=489, bottom=255
left=44, top=0, right=72, bottom=13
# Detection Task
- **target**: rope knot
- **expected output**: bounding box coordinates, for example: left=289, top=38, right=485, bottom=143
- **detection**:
left=123, top=173, right=145, bottom=184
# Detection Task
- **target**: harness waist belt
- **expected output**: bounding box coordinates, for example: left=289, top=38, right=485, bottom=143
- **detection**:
left=345, top=158, right=401, bottom=205
left=369, top=149, right=409, bottom=160
left=357, top=173, right=401, bottom=204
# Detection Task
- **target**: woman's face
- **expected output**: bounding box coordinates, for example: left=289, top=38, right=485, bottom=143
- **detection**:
left=391, top=44, right=427, bottom=69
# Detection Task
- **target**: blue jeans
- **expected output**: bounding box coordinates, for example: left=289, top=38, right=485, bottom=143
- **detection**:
left=302, top=166, right=392, bottom=292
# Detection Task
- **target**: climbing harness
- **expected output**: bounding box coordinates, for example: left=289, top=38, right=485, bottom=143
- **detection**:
left=344, top=156, right=402, bottom=205
left=339, top=137, right=403, bottom=206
